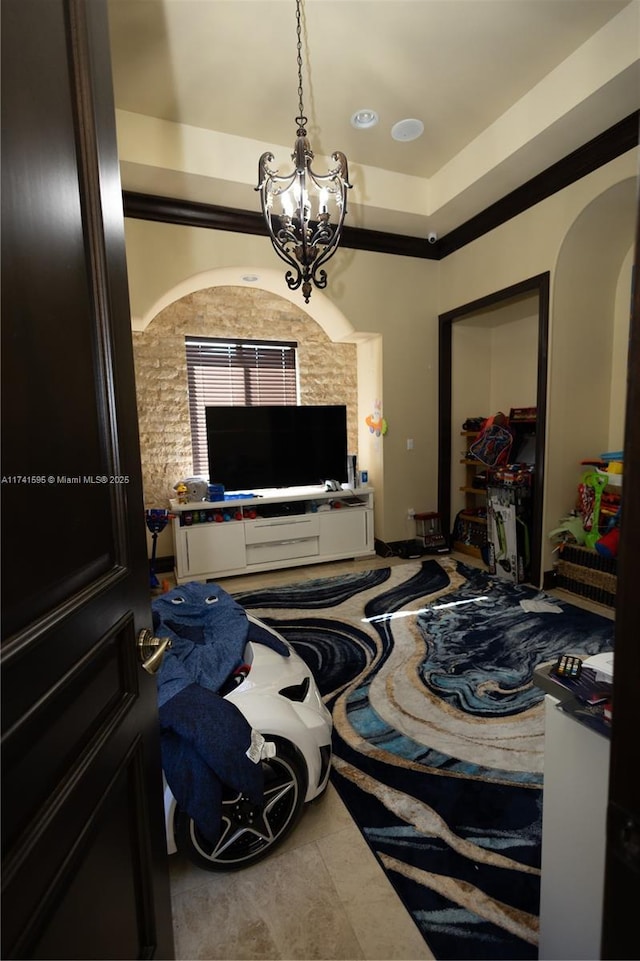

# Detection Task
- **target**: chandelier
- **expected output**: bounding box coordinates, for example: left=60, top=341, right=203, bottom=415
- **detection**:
left=256, top=0, right=351, bottom=303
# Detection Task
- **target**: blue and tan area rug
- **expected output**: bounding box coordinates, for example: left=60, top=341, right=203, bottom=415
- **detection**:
left=233, top=558, right=614, bottom=960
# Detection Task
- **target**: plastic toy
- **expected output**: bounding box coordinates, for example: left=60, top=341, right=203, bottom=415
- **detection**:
left=173, top=481, right=188, bottom=504
left=578, top=470, right=608, bottom=548
left=365, top=413, right=388, bottom=436
left=145, top=508, right=171, bottom=588
left=596, top=506, right=621, bottom=558
left=548, top=514, right=588, bottom=546
left=414, top=512, right=449, bottom=554
left=469, top=412, right=513, bottom=468
left=184, top=477, right=209, bottom=501
left=596, top=526, right=620, bottom=558
left=493, top=511, right=511, bottom=573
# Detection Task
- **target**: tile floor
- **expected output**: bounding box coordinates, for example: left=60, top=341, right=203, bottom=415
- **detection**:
left=164, top=550, right=613, bottom=960
left=167, top=553, right=434, bottom=961
left=170, top=782, right=434, bottom=961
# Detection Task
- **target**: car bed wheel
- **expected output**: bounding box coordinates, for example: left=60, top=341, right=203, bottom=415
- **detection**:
left=174, top=736, right=308, bottom=871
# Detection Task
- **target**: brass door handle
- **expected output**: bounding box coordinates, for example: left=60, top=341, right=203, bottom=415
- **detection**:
left=137, top=629, right=172, bottom=675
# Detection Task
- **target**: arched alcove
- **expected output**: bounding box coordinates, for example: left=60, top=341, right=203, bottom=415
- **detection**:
left=131, top=265, right=356, bottom=344
left=543, top=177, right=636, bottom=573
left=439, top=177, right=636, bottom=586
left=132, top=272, right=383, bottom=555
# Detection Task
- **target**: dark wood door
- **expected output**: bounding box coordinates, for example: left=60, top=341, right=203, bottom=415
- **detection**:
left=1, top=1, right=174, bottom=957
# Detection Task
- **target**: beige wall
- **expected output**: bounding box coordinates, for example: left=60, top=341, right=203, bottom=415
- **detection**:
left=610, top=245, right=635, bottom=451
left=438, top=150, right=637, bottom=575
left=488, top=311, right=539, bottom=413
left=451, top=323, right=492, bottom=519
left=125, top=148, right=637, bottom=564
left=316, top=246, right=442, bottom=542
left=437, top=153, right=636, bottom=317
left=125, top=218, right=439, bottom=545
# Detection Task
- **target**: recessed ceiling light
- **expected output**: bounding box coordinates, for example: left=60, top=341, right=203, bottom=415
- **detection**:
left=351, top=109, right=379, bottom=130
left=242, top=274, right=259, bottom=282
left=391, top=118, right=424, bottom=142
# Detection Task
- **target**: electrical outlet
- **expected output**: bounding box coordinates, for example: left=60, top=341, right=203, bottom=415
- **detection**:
left=407, top=507, right=415, bottom=519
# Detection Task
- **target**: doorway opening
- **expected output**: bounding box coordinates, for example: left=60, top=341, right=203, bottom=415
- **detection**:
left=438, top=273, right=550, bottom=586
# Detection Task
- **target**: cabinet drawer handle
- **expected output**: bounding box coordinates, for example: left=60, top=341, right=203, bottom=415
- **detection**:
left=253, top=537, right=312, bottom=548
left=260, top=518, right=312, bottom=527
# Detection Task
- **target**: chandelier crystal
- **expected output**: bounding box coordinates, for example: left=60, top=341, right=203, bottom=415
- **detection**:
left=256, top=0, right=351, bottom=303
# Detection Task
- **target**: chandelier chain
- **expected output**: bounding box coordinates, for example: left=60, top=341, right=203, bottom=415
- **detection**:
left=256, top=0, right=350, bottom=302
left=295, top=0, right=306, bottom=129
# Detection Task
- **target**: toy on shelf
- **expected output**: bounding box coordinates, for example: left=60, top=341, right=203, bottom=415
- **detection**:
left=595, top=507, right=621, bottom=558
left=468, top=412, right=513, bottom=468
left=597, top=460, right=623, bottom=489
left=173, top=477, right=209, bottom=502
left=549, top=457, right=623, bottom=555
left=173, top=481, right=188, bottom=504
left=578, top=469, right=609, bottom=549
left=208, top=482, right=225, bottom=501
left=184, top=477, right=209, bottom=501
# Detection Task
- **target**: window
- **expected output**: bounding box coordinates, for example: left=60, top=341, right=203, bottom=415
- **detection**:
left=185, top=336, right=299, bottom=476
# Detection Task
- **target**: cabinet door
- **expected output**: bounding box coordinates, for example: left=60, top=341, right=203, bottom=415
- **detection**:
left=319, top=509, right=370, bottom=555
left=538, top=695, right=609, bottom=959
left=185, top=523, right=246, bottom=575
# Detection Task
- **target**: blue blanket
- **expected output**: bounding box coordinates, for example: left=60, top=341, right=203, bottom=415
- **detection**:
left=160, top=683, right=263, bottom=843
left=152, top=581, right=289, bottom=845
left=154, top=581, right=251, bottom=707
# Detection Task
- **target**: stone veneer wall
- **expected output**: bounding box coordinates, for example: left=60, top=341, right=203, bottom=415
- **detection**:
left=132, top=286, right=358, bottom=507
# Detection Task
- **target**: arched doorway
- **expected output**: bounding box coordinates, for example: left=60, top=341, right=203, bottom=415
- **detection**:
left=544, top=177, right=636, bottom=573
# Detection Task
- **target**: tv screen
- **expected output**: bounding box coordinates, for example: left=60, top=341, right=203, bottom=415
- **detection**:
left=205, top=405, right=348, bottom=491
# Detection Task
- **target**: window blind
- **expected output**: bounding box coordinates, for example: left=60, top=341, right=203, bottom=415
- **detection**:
left=185, top=336, right=298, bottom=476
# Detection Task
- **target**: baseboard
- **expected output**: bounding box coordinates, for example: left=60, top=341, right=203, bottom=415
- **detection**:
left=385, top=539, right=427, bottom=559
left=378, top=538, right=454, bottom=560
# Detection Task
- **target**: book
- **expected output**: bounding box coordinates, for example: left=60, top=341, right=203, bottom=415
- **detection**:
left=546, top=664, right=612, bottom=703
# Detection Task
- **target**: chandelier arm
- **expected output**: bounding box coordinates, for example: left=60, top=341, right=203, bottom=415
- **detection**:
left=261, top=208, right=302, bottom=270
left=308, top=217, right=346, bottom=276
left=268, top=234, right=304, bottom=291
left=306, top=154, right=351, bottom=190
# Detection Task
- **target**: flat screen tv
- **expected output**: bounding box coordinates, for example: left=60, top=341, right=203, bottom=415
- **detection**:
left=205, top=405, right=348, bottom=491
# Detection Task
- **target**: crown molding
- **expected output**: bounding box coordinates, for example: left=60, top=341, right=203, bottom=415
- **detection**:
left=123, top=111, right=638, bottom=260
left=438, top=111, right=639, bottom=257
left=121, top=192, right=437, bottom=260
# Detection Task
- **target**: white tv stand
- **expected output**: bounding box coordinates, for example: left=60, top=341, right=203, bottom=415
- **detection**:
left=170, top=485, right=375, bottom=583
